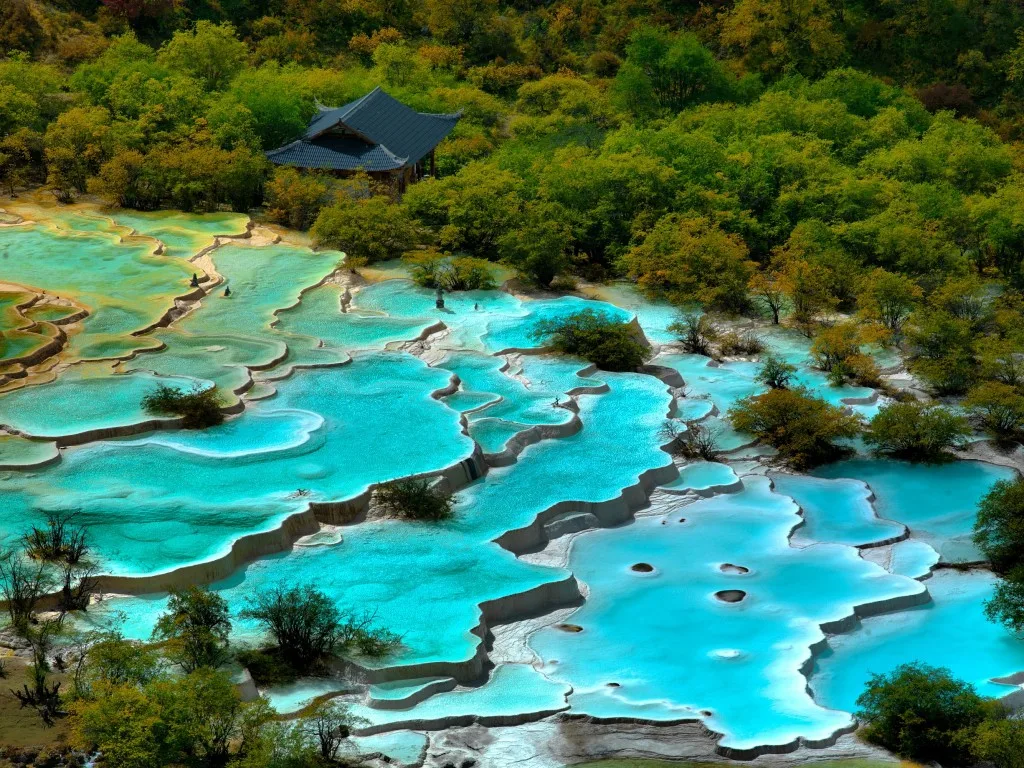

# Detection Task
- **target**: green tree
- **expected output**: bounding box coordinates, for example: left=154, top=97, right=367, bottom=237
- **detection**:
left=612, top=27, right=735, bottom=119
left=530, top=309, right=648, bottom=372
left=157, top=21, right=248, bottom=91
left=974, top=718, right=1024, bottom=768
left=241, top=585, right=336, bottom=671
left=265, top=168, right=332, bottom=230
left=856, top=663, right=992, bottom=765
left=72, top=681, right=167, bottom=768
left=375, top=478, right=455, bottom=521
left=142, top=384, right=225, bottom=429
left=755, top=355, right=797, bottom=389
left=81, top=633, right=162, bottom=693
left=539, top=147, right=676, bottom=273
left=623, top=213, right=755, bottom=313
left=720, top=0, right=848, bottom=77
left=729, top=388, right=860, bottom=468
left=667, top=312, right=716, bottom=356
left=863, top=402, right=970, bottom=461
left=404, top=163, right=523, bottom=260
left=774, top=256, right=837, bottom=331
left=311, top=196, right=417, bottom=264
left=0, top=128, right=43, bottom=196
left=974, top=476, right=1024, bottom=575
left=153, top=585, right=232, bottom=673
left=748, top=270, right=787, bottom=324
left=0, top=83, right=37, bottom=136
left=297, top=700, right=368, bottom=762
left=43, top=106, right=113, bottom=199
left=858, top=268, right=922, bottom=338
left=498, top=202, right=571, bottom=288
left=985, top=571, right=1024, bottom=633
left=965, top=382, right=1024, bottom=442
left=72, top=670, right=271, bottom=768
left=229, top=64, right=310, bottom=150
left=908, top=310, right=978, bottom=395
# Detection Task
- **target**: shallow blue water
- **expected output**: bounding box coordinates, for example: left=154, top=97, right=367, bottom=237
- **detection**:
left=814, top=459, right=1014, bottom=562
left=0, top=353, right=474, bottom=575
left=530, top=477, right=923, bottom=751
left=812, top=569, right=1024, bottom=709
left=3, top=213, right=1023, bottom=754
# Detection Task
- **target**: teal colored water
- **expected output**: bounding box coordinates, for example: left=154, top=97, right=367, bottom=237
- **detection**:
left=0, top=353, right=474, bottom=575
left=121, top=332, right=281, bottom=396
left=276, top=282, right=437, bottom=354
left=6, top=209, right=1024, bottom=754
left=662, top=461, right=738, bottom=493
left=0, top=364, right=205, bottom=438
left=437, top=352, right=578, bottom=453
left=484, top=297, right=632, bottom=353
left=0, top=435, right=58, bottom=467
left=134, top=409, right=323, bottom=458
left=771, top=474, right=905, bottom=548
left=468, top=418, right=530, bottom=454
left=349, top=664, right=569, bottom=728
left=530, top=477, right=924, bottom=751
left=0, top=327, right=53, bottom=363
left=369, top=677, right=451, bottom=702
left=812, top=569, right=1024, bottom=709
left=0, top=291, right=31, bottom=329
left=443, top=390, right=500, bottom=414
left=92, top=512, right=568, bottom=671
left=516, top=354, right=601, bottom=393
left=120, top=242, right=347, bottom=398
left=171, top=243, right=342, bottom=360
left=262, top=677, right=351, bottom=714
left=813, top=459, right=1014, bottom=562
left=22, top=303, right=78, bottom=323
left=351, top=731, right=426, bottom=765
left=453, top=371, right=674, bottom=542
left=106, top=210, right=250, bottom=260
left=88, top=369, right=672, bottom=673
left=581, top=283, right=682, bottom=346
left=351, top=280, right=631, bottom=354
left=886, top=540, right=940, bottom=579
left=0, top=221, right=193, bottom=359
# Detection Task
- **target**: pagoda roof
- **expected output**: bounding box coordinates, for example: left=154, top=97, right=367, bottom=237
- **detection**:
left=266, top=87, right=461, bottom=172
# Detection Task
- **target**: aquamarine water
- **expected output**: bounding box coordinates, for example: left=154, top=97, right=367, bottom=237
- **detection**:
left=530, top=477, right=924, bottom=751
left=771, top=473, right=905, bottom=548
left=3, top=208, right=1023, bottom=757
left=0, top=214, right=197, bottom=360
left=349, top=663, right=569, bottom=729
left=0, top=353, right=474, bottom=575
left=814, top=459, right=1014, bottom=562
left=350, top=731, right=427, bottom=765
left=662, top=461, right=739, bottom=493
left=0, top=363, right=205, bottom=438
left=812, top=569, right=1024, bottom=709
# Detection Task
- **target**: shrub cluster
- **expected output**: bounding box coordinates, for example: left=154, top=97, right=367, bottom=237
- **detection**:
left=374, top=478, right=455, bottom=521
left=857, top=663, right=1020, bottom=767
left=142, top=384, right=225, bottom=429
left=531, top=309, right=648, bottom=372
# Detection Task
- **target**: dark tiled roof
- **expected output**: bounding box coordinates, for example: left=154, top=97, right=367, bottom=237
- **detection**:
left=265, top=135, right=407, bottom=172
left=267, top=87, right=461, bottom=172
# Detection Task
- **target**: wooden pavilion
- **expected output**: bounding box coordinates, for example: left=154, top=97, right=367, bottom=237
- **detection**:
left=265, top=87, right=461, bottom=192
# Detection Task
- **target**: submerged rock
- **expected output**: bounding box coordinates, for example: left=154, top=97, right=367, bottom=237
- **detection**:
left=715, top=589, right=747, bottom=603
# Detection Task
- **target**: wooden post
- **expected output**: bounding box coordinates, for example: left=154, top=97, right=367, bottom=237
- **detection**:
left=430, top=149, right=436, bottom=178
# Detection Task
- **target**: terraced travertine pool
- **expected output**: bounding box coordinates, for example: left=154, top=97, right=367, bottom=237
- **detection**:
left=1, top=200, right=1022, bottom=766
